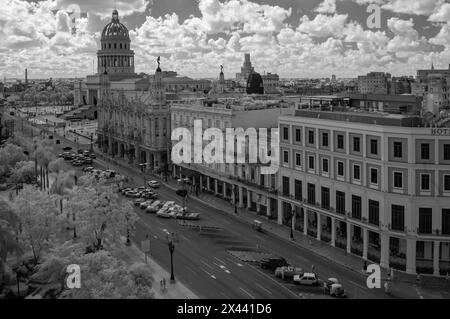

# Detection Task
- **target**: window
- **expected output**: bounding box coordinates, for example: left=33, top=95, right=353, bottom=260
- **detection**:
left=283, top=150, right=289, bottom=164
left=393, top=142, right=402, bottom=158
left=370, top=139, right=378, bottom=155
left=442, top=209, right=450, bottom=235
left=368, top=200, right=379, bottom=226
left=337, top=161, right=344, bottom=177
left=391, top=205, right=405, bottom=231
left=295, top=129, right=301, bottom=142
left=322, top=133, right=329, bottom=147
left=352, top=195, right=362, bottom=220
left=353, top=165, right=361, bottom=181
left=283, top=127, right=289, bottom=140
left=282, top=176, right=290, bottom=196
left=295, top=153, right=302, bottom=167
left=421, top=144, right=430, bottom=160
left=308, top=156, right=315, bottom=170
left=308, top=130, right=315, bottom=144
left=370, top=168, right=378, bottom=185
left=444, top=175, right=450, bottom=192
left=418, top=208, right=432, bottom=234
left=420, top=174, right=430, bottom=191
left=321, top=187, right=330, bottom=210
left=337, top=135, right=344, bottom=149
left=322, top=158, right=329, bottom=173
left=294, top=180, right=302, bottom=201
left=336, top=191, right=345, bottom=214
left=353, top=137, right=360, bottom=152
left=307, top=183, right=316, bottom=205
left=393, top=172, right=403, bottom=189
left=445, top=144, right=450, bottom=160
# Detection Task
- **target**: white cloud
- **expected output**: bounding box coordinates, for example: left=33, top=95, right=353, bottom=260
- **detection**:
left=382, top=0, right=444, bottom=16
left=297, top=14, right=348, bottom=38
left=315, top=0, right=336, bottom=14
left=428, top=3, right=450, bottom=22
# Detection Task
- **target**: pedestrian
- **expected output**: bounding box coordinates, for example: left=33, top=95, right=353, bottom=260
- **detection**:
left=384, top=281, right=390, bottom=295
left=416, top=274, right=421, bottom=285
left=390, top=267, right=395, bottom=281
left=163, top=278, right=166, bottom=290
left=311, top=264, right=315, bottom=272
left=160, top=279, right=163, bottom=291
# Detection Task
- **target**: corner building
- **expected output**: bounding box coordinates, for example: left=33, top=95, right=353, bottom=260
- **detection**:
left=278, top=108, right=450, bottom=275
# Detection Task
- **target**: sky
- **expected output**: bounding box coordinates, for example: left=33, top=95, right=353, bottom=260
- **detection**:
left=0, top=0, right=450, bottom=79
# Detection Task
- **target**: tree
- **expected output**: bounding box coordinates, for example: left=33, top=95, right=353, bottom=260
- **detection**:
left=0, top=144, right=27, bottom=180
left=12, top=186, right=62, bottom=264
left=31, top=245, right=154, bottom=299
left=10, top=161, right=36, bottom=184
left=0, top=200, right=23, bottom=291
left=66, top=184, right=138, bottom=251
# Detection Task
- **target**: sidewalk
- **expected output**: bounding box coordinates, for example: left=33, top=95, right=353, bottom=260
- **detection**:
left=117, top=238, right=199, bottom=299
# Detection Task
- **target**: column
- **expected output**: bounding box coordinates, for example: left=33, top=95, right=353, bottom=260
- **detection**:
left=223, top=182, right=226, bottom=198
left=256, top=203, right=261, bottom=215
left=346, top=222, right=351, bottom=254
left=303, top=209, right=308, bottom=236
left=238, top=186, right=244, bottom=208
left=247, top=189, right=251, bottom=210
left=380, top=233, right=389, bottom=269
left=108, top=138, right=113, bottom=156
left=214, top=179, right=218, bottom=195
left=134, top=146, right=139, bottom=165
left=433, top=241, right=440, bottom=276
left=316, top=213, right=321, bottom=240
left=207, top=177, right=211, bottom=191
left=267, top=198, right=272, bottom=217
left=199, top=176, right=204, bottom=191
left=277, top=200, right=283, bottom=225
left=406, top=239, right=416, bottom=274
left=331, top=217, right=336, bottom=247
left=363, top=228, right=369, bottom=260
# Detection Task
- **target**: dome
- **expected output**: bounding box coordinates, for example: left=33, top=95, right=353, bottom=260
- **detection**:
left=101, top=10, right=130, bottom=41
left=247, top=72, right=264, bottom=94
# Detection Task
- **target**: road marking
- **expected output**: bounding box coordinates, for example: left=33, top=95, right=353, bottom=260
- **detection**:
left=349, top=280, right=367, bottom=290
left=200, top=259, right=214, bottom=270
left=254, top=235, right=266, bottom=242
left=414, top=286, right=424, bottom=299
left=199, top=267, right=216, bottom=280
left=225, top=257, right=244, bottom=267
left=255, top=282, right=272, bottom=295
left=239, top=287, right=256, bottom=299
left=186, top=266, right=197, bottom=275
left=214, top=257, right=227, bottom=265
left=180, top=234, right=191, bottom=242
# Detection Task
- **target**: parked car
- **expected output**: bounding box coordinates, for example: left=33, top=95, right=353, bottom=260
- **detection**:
left=83, top=166, right=94, bottom=173
left=140, top=200, right=154, bottom=209
left=121, top=188, right=132, bottom=195
left=147, top=180, right=160, bottom=188
left=146, top=201, right=163, bottom=213
left=71, top=160, right=83, bottom=167
left=175, top=211, right=200, bottom=221
left=133, top=198, right=146, bottom=206
left=156, top=207, right=172, bottom=218
left=82, top=158, right=93, bottom=165
left=89, top=153, right=96, bottom=159
left=274, top=266, right=303, bottom=280
left=293, top=273, right=319, bottom=286
left=260, top=257, right=289, bottom=271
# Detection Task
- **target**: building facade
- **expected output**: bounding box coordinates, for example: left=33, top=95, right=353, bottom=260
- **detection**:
left=171, top=97, right=293, bottom=220
left=261, top=73, right=280, bottom=94
left=278, top=109, right=450, bottom=275
left=358, top=72, right=391, bottom=95
left=236, top=53, right=255, bottom=86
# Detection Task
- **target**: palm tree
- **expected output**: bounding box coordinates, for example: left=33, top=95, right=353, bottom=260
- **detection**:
left=0, top=200, right=23, bottom=292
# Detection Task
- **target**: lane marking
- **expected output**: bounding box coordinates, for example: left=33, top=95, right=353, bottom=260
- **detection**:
left=186, top=266, right=197, bottom=275
left=414, top=286, right=424, bottom=299
left=239, top=287, right=256, bottom=299
left=199, top=267, right=217, bottom=280
left=255, top=282, right=272, bottom=295
left=200, top=259, right=214, bottom=270
left=214, top=257, right=227, bottom=265
left=220, top=292, right=231, bottom=299
left=180, top=234, right=191, bottom=243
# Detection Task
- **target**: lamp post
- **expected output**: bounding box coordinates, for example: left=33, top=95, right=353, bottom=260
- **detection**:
left=168, top=239, right=175, bottom=282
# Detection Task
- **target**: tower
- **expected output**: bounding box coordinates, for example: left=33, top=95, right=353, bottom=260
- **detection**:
left=152, top=56, right=165, bottom=105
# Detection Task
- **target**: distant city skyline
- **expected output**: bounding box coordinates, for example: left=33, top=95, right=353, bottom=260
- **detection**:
left=1, top=0, right=449, bottom=79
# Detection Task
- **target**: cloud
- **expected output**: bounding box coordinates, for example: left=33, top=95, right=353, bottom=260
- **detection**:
left=315, top=0, right=336, bottom=14
left=382, top=0, right=444, bottom=16
left=297, top=14, right=348, bottom=38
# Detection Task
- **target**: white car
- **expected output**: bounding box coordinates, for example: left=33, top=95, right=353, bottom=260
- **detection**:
left=293, top=273, right=319, bottom=286
left=146, top=201, right=163, bottom=213
left=147, top=180, right=160, bottom=188
left=140, top=200, right=154, bottom=209
left=156, top=207, right=172, bottom=218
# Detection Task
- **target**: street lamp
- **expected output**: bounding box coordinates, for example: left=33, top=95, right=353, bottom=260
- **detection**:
left=168, top=239, right=175, bottom=282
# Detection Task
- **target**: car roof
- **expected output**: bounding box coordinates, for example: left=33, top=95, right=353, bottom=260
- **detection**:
left=302, top=273, right=316, bottom=277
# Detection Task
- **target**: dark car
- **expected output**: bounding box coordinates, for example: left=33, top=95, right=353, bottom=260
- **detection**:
left=260, top=257, right=289, bottom=271
left=82, top=158, right=93, bottom=164
left=77, top=149, right=84, bottom=154
left=176, top=189, right=188, bottom=197
left=89, top=153, right=96, bottom=159
left=63, top=146, right=72, bottom=151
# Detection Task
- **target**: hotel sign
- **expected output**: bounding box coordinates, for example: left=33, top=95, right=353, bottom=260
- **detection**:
left=431, top=128, right=450, bottom=136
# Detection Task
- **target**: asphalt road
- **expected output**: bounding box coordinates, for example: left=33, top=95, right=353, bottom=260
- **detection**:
left=44, top=133, right=391, bottom=299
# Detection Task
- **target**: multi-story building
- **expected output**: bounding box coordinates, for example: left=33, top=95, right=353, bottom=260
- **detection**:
left=412, top=64, right=450, bottom=115
left=358, top=72, right=391, bottom=94
left=278, top=105, right=450, bottom=276
left=261, top=73, right=280, bottom=94
left=171, top=96, right=293, bottom=219
left=94, top=10, right=170, bottom=169
left=389, top=76, right=414, bottom=95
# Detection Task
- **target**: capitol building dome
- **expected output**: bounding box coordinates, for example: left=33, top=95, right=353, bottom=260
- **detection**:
left=97, top=9, right=135, bottom=77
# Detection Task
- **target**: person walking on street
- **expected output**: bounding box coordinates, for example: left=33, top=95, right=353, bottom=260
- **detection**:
left=163, top=278, right=166, bottom=291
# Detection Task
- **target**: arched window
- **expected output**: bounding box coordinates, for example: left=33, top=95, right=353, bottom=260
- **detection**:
left=114, top=43, right=117, bottom=49
left=124, top=44, right=127, bottom=49
left=109, top=43, right=111, bottom=49
left=120, top=43, right=122, bottom=49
